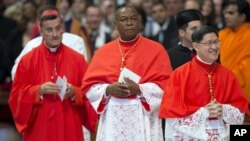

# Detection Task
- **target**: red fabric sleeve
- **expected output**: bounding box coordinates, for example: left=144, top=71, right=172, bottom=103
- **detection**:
left=80, top=96, right=98, bottom=133
left=72, top=85, right=83, bottom=105
left=9, top=59, right=40, bottom=133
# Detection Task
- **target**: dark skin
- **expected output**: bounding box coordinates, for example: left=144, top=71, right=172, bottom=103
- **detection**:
left=106, top=6, right=142, bottom=97
left=106, top=77, right=141, bottom=97
left=114, top=6, right=140, bottom=41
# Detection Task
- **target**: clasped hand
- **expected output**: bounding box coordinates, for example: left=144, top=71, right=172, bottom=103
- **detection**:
left=106, top=77, right=141, bottom=97
left=205, top=99, right=223, bottom=118
left=40, top=82, right=74, bottom=99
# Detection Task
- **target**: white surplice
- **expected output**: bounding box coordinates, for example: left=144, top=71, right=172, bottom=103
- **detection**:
left=86, top=83, right=164, bottom=141
left=164, top=105, right=245, bottom=141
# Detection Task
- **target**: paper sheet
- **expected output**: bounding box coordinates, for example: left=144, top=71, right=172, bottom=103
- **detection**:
left=56, top=76, right=67, bottom=101
left=118, top=67, right=141, bottom=83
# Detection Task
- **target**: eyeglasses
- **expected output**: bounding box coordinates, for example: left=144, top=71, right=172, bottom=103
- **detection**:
left=197, top=40, right=221, bottom=48
left=43, top=26, right=63, bottom=35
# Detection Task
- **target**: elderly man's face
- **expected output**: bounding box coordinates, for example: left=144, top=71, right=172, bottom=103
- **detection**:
left=115, top=8, right=140, bottom=41
left=40, top=17, right=63, bottom=48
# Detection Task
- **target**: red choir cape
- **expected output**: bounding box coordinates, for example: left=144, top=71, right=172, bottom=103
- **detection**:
left=81, top=35, right=173, bottom=112
left=9, top=43, right=98, bottom=141
left=159, top=57, right=249, bottom=118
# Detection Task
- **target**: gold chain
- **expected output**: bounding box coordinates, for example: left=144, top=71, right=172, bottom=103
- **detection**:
left=193, top=60, right=217, bottom=100
left=118, top=36, right=140, bottom=71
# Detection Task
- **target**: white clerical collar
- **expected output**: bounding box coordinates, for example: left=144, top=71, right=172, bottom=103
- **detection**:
left=197, top=55, right=213, bottom=65
left=119, top=35, right=139, bottom=43
left=44, top=41, right=59, bottom=53
left=181, top=42, right=193, bottom=51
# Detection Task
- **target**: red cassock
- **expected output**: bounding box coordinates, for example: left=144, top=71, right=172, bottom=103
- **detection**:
left=159, top=57, right=249, bottom=118
left=9, top=43, right=98, bottom=141
left=81, top=35, right=173, bottom=112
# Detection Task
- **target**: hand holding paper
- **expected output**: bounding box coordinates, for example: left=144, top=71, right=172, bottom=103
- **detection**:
left=117, top=68, right=141, bottom=95
left=118, top=67, right=141, bottom=84
left=56, top=76, right=67, bottom=101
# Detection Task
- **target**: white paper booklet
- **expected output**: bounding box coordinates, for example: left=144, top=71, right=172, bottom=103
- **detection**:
left=118, top=67, right=141, bottom=83
left=56, top=76, right=67, bottom=101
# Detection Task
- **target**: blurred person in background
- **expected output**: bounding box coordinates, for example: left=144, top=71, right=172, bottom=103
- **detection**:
left=201, top=0, right=217, bottom=28
left=65, top=0, right=93, bottom=62
left=56, top=0, right=72, bottom=21
left=99, top=0, right=116, bottom=34
left=4, top=1, right=37, bottom=68
left=247, top=0, right=250, bottom=6
left=34, top=0, right=49, bottom=5
left=85, top=5, right=111, bottom=52
left=163, top=0, right=183, bottom=18
left=22, top=0, right=38, bottom=22
left=0, top=1, right=17, bottom=41
left=183, top=0, right=201, bottom=10
left=167, top=9, right=203, bottom=70
left=126, top=0, right=143, bottom=10
left=150, top=2, right=179, bottom=50
left=2, top=0, right=16, bottom=9
left=142, top=0, right=160, bottom=38
left=3, top=2, right=23, bottom=26
left=213, top=0, right=225, bottom=29
left=219, top=0, right=250, bottom=105
left=3, top=2, right=24, bottom=88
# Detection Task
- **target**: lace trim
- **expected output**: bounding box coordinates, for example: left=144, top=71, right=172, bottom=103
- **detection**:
left=139, top=83, right=164, bottom=113
left=86, top=83, right=109, bottom=113
left=86, top=83, right=164, bottom=140
left=165, top=105, right=244, bottom=141
left=222, top=104, right=245, bottom=124
left=96, top=103, right=163, bottom=141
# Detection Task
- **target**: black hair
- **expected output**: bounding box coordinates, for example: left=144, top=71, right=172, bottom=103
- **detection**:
left=115, top=5, right=138, bottom=20
left=192, top=25, right=218, bottom=42
left=222, top=0, right=250, bottom=22
left=176, top=9, right=204, bottom=30
left=23, top=0, right=38, bottom=8
left=152, top=1, right=167, bottom=10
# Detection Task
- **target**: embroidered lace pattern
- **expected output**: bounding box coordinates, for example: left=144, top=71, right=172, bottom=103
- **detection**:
left=222, top=104, right=245, bottom=124
left=86, top=83, right=164, bottom=141
left=165, top=105, right=244, bottom=141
